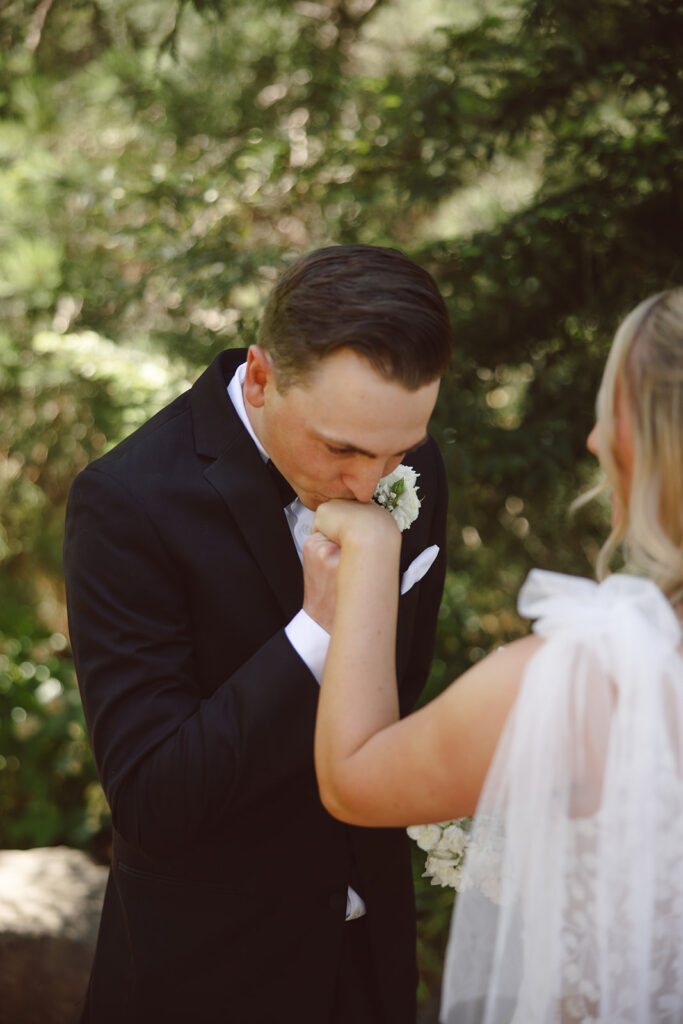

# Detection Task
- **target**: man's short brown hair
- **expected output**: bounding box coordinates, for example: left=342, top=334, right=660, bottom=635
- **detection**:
left=258, top=244, right=452, bottom=390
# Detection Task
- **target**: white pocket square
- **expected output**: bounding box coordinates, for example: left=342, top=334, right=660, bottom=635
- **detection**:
left=400, top=545, right=440, bottom=596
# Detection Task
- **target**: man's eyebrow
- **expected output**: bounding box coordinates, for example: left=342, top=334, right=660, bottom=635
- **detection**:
left=316, top=433, right=428, bottom=459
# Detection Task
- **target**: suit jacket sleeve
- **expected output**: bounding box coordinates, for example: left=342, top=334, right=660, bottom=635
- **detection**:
left=64, top=465, right=319, bottom=860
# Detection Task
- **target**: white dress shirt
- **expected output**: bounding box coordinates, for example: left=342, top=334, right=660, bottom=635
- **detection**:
left=226, top=364, right=330, bottom=679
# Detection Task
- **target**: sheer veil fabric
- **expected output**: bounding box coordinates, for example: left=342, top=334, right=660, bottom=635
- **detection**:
left=441, top=570, right=683, bottom=1024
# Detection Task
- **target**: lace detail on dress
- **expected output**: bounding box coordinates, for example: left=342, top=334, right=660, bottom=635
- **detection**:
left=554, top=768, right=683, bottom=1023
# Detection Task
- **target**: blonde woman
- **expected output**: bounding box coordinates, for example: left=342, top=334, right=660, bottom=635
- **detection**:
left=306, top=289, right=683, bottom=1023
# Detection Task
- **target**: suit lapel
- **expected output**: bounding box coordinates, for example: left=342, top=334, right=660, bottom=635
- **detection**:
left=204, top=438, right=304, bottom=619
left=191, top=349, right=303, bottom=621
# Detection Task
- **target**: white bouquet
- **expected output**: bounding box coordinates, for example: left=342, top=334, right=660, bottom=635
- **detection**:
left=373, top=464, right=421, bottom=532
left=407, top=819, right=472, bottom=891
left=408, top=817, right=503, bottom=903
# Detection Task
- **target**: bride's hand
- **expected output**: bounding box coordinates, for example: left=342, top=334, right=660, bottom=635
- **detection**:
left=303, top=500, right=400, bottom=633
left=312, top=498, right=400, bottom=552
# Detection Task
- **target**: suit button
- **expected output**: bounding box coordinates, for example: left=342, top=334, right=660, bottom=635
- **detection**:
left=328, top=891, right=346, bottom=913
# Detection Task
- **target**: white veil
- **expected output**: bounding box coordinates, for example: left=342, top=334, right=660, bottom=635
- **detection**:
left=440, top=570, right=683, bottom=1024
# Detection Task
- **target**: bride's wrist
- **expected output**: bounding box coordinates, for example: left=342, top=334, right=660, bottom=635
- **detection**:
left=340, top=530, right=401, bottom=572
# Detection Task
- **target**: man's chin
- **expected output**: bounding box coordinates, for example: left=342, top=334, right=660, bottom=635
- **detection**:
left=296, top=493, right=321, bottom=511
left=300, top=494, right=335, bottom=511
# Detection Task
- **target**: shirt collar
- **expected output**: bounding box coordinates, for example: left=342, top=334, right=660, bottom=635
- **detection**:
left=226, top=361, right=269, bottom=463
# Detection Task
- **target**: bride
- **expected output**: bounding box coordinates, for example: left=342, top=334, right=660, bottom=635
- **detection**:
left=306, top=288, right=683, bottom=1023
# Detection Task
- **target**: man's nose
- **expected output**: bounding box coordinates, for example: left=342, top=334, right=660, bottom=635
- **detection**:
left=343, top=463, right=385, bottom=503
left=586, top=423, right=599, bottom=456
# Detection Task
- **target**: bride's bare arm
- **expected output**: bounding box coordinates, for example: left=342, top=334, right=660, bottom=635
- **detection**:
left=310, top=500, right=543, bottom=827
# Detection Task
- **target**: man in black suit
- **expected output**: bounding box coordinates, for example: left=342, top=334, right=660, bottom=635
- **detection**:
left=64, top=244, right=451, bottom=1023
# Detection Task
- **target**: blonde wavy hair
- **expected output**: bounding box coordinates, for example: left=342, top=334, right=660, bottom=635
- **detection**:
left=589, top=287, right=683, bottom=608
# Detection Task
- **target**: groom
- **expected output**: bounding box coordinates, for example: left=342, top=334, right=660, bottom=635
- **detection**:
left=63, top=244, right=452, bottom=1023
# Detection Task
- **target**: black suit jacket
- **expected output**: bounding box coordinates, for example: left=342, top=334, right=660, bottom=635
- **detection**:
left=64, top=348, right=448, bottom=1024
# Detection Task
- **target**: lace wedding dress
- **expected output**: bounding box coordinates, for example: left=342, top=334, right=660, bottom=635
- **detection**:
left=441, top=570, right=683, bottom=1024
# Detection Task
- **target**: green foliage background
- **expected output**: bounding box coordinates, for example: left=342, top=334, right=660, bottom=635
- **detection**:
left=1, top=0, right=681, bottom=1009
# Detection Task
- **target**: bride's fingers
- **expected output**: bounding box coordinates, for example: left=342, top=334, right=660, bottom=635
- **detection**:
left=314, top=498, right=395, bottom=546
left=305, top=530, right=341, bottom=560
left=312, top=499, right=354, bottom=542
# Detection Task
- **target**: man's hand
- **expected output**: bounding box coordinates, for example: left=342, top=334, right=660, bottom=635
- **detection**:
left=302, top=530, right=341, bottom=634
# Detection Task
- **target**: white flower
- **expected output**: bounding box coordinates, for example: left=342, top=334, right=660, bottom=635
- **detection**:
left=406, top=823, right=442, bottom=851
left=373, top=464, right=421, bottom=532
left=425, top=853, right=466, bottom=890
left=438, top=824, right=470, bottom=858
left=407, top=818, right=473, bottom=892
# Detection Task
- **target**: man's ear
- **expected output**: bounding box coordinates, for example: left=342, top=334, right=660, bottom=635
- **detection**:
left=243, top=346, right=274, bottom=409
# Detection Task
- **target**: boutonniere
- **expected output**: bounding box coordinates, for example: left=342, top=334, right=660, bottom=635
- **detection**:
left=373, top=464, right=421, bottom=532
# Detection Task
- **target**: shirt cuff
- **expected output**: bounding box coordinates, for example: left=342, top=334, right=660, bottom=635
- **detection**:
left=285, top=610, right=330, bottom=685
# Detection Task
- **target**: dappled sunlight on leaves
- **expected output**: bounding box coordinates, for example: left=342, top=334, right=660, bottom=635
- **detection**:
left=0, top=0, right=679, bottom=1009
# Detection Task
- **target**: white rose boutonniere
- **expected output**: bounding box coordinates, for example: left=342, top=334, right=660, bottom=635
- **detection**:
left=373, top=464, right=421, bottom=532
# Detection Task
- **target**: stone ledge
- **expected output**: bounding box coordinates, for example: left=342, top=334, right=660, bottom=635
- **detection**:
left=0, top=847, right=107, bottom=1024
